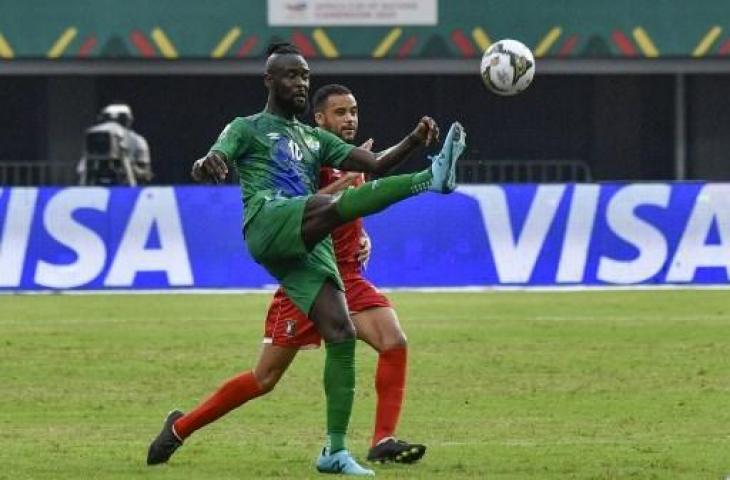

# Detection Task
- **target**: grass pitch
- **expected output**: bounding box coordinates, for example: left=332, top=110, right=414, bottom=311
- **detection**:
left=1, top=290, right=729, bottom=479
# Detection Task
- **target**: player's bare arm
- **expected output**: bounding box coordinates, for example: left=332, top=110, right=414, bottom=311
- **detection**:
left=318, top=172, right=361, bottom=194
left=339, top=116, right=439, bottom=175
left=191, top=151, right=228, bottom=183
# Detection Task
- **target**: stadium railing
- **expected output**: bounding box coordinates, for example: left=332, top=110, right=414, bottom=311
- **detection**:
left=457, top=159, right=592, bottom=183
left=0, top=161, right=78, bottom=186
left=0, top=159, right=593, bottom=186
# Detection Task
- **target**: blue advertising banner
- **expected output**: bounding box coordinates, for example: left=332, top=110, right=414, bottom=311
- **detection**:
left=0, top=183, right=728, bottom=291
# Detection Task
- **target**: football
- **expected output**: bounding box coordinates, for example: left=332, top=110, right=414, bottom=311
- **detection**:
left=480, top=39, right=535, bottom=96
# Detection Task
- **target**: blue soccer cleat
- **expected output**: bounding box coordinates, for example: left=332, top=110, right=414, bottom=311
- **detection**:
left=316, top=448, right=375, bottom=476
left=428, top=121, right=467, bottom=193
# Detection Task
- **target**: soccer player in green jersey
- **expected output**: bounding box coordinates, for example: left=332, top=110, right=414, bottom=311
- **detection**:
left=147, top=43, right=466, bottom=476
left=264, top=83, right=428, bottom=465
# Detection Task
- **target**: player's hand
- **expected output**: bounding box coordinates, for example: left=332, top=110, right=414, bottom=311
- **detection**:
left=317, top=171, right=360, bottom=194
left=344, top=172, right=361, bottom=183
left=357, top=232, right=372, bottom=267
left=410, top=116, right=439, bottom=147
left=191, top=153, right=228, bottom=183
left=360, top=138, right=374, bottom=151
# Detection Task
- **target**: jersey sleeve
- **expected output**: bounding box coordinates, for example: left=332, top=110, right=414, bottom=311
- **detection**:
left=209, top=118, right=250, bottom=162
left=316, top=127, right=356, bottom=168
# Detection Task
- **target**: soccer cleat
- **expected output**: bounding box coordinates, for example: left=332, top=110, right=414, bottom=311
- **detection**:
left=366, top=438, right=427, bottom=464
left=428, top=121, right=466, bottom=193
left=316, top=448, right=375, bottom=476
left=146, top=410, right=184, bottom=465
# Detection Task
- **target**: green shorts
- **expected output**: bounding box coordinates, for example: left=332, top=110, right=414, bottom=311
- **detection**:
left=244, top=194, right=344, bottom=315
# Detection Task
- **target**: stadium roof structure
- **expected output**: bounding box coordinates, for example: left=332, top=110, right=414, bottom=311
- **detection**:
left=2, top=1, right=730, bottom=74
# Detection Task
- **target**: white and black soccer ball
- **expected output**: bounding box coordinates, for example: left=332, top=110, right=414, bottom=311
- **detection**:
left=480, top=39, right=535, bottom=96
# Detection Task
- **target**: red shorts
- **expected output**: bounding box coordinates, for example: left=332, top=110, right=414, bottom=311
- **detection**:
left=264, top=275, right=391, bottom=349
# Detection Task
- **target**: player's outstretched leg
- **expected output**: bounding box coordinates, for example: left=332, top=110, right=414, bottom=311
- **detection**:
left=147, top=410, right=184, bottom=465
left=146, top=358, right=281, bottom=466
left=316, top=448, right=375, bottom=476
left=367, top=438, right=427, bottom=464
left=332, top=121, right=467, bottom=224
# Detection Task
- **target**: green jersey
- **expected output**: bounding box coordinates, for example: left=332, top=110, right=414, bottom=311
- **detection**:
left=210, top=111, right=355, bottom=230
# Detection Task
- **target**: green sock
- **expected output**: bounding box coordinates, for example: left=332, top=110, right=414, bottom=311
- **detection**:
left=334, top=170, right=432, bottom=223
left=324, top=338, right=356, bottom=453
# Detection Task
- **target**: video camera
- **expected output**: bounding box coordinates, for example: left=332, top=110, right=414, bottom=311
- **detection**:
left=82, top=106, right=137, bottom=186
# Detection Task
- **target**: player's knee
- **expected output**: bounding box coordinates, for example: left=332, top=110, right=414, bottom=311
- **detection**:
left=253, top=369, right=283, bottom=394
left=323, top=319, right=356, bottom=343
left=305, top=194, right=339, bottom=218
left=334, top=325, right=357, bottom=343
left=380, top=332, right=407, bottom=352
left=341, top=322, right=357, bottom=340
left=258, top=377, right=277, bottom=394
left=309, top=193, right=336, bottom=207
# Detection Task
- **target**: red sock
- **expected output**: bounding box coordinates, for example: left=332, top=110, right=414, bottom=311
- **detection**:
left=174, top=370, right=264, bottom=440
left=372, top=346, right=407, bottom=447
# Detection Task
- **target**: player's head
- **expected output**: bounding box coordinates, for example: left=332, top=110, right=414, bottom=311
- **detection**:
left=99, top=103, right=133, bottom=128
left=312, top=84, right=358, bottom=143
left=264, top=42, right=309, bottom=115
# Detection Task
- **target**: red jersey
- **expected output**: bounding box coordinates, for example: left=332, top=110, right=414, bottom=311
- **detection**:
left=320, top=167, right=365, bottom=277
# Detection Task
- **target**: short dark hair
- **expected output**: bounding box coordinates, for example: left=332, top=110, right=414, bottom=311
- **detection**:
left=311, top=84, right=352, bottom=113
left=266, top=42, right=301, bottom=56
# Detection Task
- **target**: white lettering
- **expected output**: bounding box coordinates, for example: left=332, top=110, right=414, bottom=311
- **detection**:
left=557, top=185, right=600, bottom=283
left=460, top=185, right=565, bottom=283
left=105, top=188, right=193, bottom=286
left=35, top=188, right=109, bottom=288
left=288, top=139, right=303, bottom=161
left=597, top=184, right=670, bottom=284
left=0, top=188, right=37, bottom=287
left=667, top=184, right=730, bottom=281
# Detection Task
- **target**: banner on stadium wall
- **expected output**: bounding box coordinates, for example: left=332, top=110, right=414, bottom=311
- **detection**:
left=267, top=0, right=438, bottom=26
left=0, top=183, right=728, bottom=291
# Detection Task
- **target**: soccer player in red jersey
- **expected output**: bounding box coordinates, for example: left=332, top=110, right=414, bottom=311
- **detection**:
left=265, top=84, right=426, bottom=464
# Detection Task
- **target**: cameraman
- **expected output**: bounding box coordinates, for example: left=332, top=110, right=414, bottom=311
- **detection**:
left=78, top=104, right=153, bottom=186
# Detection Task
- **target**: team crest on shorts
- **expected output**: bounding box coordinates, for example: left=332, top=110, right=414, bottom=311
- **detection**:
left=285, top=319, right=297, bottom=337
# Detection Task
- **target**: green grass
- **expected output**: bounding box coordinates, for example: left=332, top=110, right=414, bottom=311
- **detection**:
left=1, top=290, right=730, bottom=479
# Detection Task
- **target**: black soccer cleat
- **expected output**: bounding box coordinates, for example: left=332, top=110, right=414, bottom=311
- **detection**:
left=366, top=438, right=427, bottom=464
left=146, top=410, right=184, bottom=465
